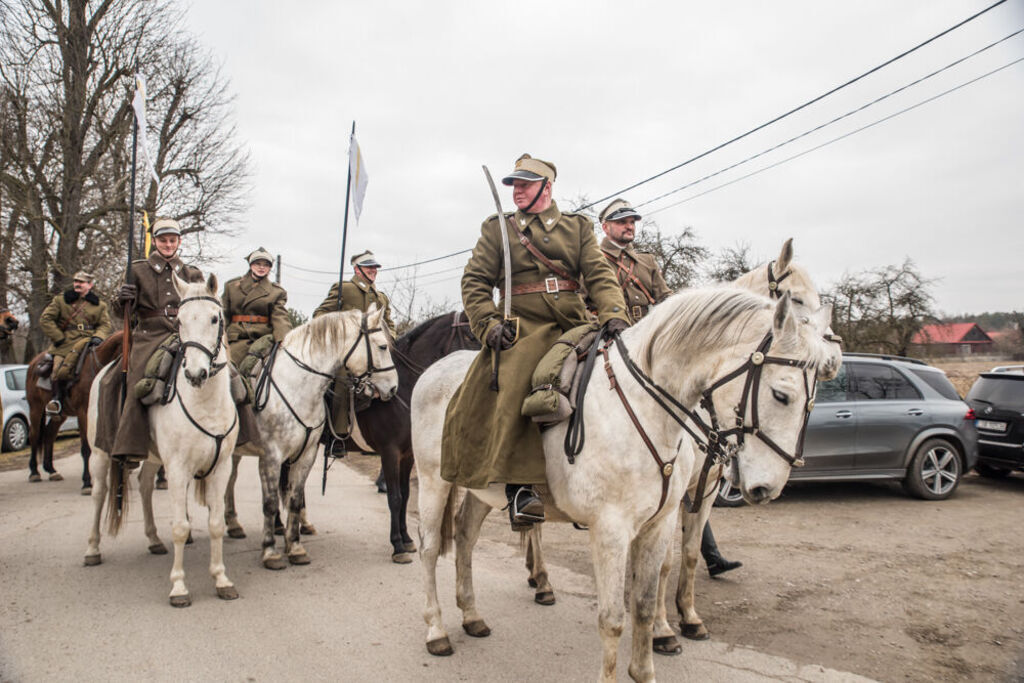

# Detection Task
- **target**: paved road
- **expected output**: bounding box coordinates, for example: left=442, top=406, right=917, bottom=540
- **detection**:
left=0, top=455, right=873, bottom=682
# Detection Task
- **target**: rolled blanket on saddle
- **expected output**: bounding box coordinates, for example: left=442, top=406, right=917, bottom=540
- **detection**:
left=521, top=322, right=600, bottom=425
left=134, top=333, right=249, bottom=406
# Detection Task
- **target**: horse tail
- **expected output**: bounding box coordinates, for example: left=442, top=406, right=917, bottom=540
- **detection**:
left=438, top=486, right=457, bottom=558
left=193, top=477, right=208, bottom=508
left=105, top=462, right=130, bottom=536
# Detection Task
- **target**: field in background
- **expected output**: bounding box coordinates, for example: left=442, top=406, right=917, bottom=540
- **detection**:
left=929, top=358, right=1004, bottom=396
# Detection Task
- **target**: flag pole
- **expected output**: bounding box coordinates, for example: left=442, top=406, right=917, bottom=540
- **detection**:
left=121, top=71, right=140, bottom=401
left=337, top=120, right=355, bottom=309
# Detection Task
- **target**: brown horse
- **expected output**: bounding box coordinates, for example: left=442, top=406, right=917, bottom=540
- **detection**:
left=25, top=332, right=123, bottom=493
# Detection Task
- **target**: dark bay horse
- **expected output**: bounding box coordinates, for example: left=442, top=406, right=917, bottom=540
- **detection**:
left=353, top=310, right=479, bottom=562
left=25, top=332, right=123, bottom=493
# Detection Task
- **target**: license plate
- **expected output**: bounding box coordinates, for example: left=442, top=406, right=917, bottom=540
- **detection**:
left=977, top=419, right=1008, bottom=432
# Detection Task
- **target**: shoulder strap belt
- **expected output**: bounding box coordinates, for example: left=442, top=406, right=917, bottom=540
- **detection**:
left=604, top=252, right=657, bottom=305
left=510, top=219, right=579, bottom=286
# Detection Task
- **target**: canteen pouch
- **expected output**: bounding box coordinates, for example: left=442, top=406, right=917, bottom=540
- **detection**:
left=135, top=378, right=167, bottom=405
left=36, top=354, right=54, bottom=379
left=521, top=323, right=599, bottom=424
left=238, top=334, right=275, bottom=380
left=134, top=334, right=180, bottom=404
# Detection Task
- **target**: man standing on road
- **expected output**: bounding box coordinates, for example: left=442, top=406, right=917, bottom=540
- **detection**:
left=313, top=250, right=396, bottom=458
left=39, top=271, right=112, bottom=415
left=599, top=197, right=741, bottom=577
left=442, top=154, right=629, bottom=529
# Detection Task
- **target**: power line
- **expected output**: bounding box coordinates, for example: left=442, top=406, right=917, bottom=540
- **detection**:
left=634, top=27, right=1024, bottom=210
left=643, top=56, right=1024, bottom=217
left=577, top=0, right=1009, bottom=211
left=282, top=248, right=472, bottom=276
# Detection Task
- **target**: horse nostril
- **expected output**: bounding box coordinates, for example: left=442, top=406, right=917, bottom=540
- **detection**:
left=749, top=486, right=771, bottom=504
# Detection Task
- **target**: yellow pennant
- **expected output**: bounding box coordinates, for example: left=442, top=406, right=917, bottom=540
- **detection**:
left=143, top=212, right=152, bottom=256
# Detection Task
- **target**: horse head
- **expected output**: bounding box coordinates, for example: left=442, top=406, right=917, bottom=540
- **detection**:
left=172, top=273, right=226, bottom=388
left=342, top=304, right=399, bottom=401
left=715, top=291, right=839, bottom=505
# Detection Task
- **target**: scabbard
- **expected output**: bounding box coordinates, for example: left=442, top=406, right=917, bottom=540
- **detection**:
left=490, top=347, right=500, bottom=392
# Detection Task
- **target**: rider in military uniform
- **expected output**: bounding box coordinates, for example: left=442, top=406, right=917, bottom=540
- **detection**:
left=313, top=250, right=396, bottom=457
left=442, top=154, right=629, bottom=529
left=221, top=247, right=292, bottom=367
left=599, top=197, right=741, bottom=577
left=39, top=270, right=112, bottom=414
left=95, top=218, right=205, bottom=466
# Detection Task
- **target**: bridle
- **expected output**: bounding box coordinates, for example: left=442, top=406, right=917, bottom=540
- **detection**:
left=569, top=328, right=817, bottom=520
left=765, top=260, right=790, bottom=298
left=177, top=295, right=228, bottom=379
left=341, top=311, right=395, bottom=397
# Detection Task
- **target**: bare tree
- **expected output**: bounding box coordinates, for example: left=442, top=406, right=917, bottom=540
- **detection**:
left=631, top=220, right=708, bottom=291
left=706, top=242, right=754, bottom=283
left=0, top=0, right=250, bottom=354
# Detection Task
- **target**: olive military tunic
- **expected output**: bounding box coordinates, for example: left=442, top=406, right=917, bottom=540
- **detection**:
left=40, top=289, right=112, bottom=379
left=94, top=250, right=204, bottom=458
left=221, top=272, right=292, bottom=366
left=441, top=201, right=629, bottom=489
left=599, top=237, right=672, bottom=323
left=313, top=273, right=396, bottom=434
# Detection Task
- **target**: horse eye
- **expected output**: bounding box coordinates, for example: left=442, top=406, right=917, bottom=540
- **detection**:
left=377, top=344, right=388, bottom=351
left=771, top=388, right=790, bottom=405
left=792, top=297, right=804, bottom=305
left=211, top=315, right=218, bottom=324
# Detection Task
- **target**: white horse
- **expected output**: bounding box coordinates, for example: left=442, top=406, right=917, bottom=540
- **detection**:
left=240, top=306, right=398, bottom=569
left=413, top=288, right=834, bottom=681
left=84, top=274, right=240, bottom=607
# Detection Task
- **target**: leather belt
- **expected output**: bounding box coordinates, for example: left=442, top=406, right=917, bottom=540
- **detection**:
left=501, top=277, right=580, bottom=298
left=231, top=315, right=269, bottom=323
left=140, top=307, right=178, bottom=319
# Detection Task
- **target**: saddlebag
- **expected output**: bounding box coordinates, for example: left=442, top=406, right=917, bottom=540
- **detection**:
left=521, top=323, right=599, bottom=425
left=134, top=334, right=181, bottom=405
left=237, top=334, right=276, bottom=404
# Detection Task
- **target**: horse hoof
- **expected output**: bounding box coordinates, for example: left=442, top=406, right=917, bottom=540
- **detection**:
left=288, top=552, right=311, bottom=566
left=392, top=552, right=413, bottom=565
left=680, top=622, right=710, bottom=640
left=28, top=474, right=41, bottom=483
left=83, top=554, right=101, bottom=566
left=402, top=541, right=416, bottom=553
left=81, top=486, right=91, bottom=496
left=155, top=480, right=168, bottom=490
left=654, top=635, right=683, bottom=655
left=169, top=593, right=192, bottom=608
left=462, top=620, right=491, bottom=638
left=535, top=591, right=556, bottom=606
left=527, top=577, right=537, bottom=588
left=216, top=585, right=239, bottom=600
left=263, top=555, right=287, bottom=571
left=48, top=472, right=63, bottom=481
left=426, top=637, right=453, bottom=656
left=300, top=523, right=317, bottom=536
left=227, top=527, right=246, bottom=539
left=149, top=543, right=168, bottom=555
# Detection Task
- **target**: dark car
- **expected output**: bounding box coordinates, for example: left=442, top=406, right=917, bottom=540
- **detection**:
left=718, top=353, right=978, bottom=505
left=965, top=367, right=1024, bottom=478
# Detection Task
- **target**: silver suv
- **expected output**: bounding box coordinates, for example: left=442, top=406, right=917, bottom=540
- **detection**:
left=718, top=353, right=978, bottom=504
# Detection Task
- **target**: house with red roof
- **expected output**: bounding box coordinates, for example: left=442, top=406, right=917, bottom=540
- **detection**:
left=911, top=323, right=994, bottom=355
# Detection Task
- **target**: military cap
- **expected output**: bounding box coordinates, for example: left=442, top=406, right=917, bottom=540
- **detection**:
left=501, top=153, right=557, bottom=185
left=246, top=247, right=274, bottom=265
left=351, top=250, right=382, bottom=268
left=151, top=217, right=182, bottom=238
left=599, top=198, right=642, bottom=223
left=72, top=270, right=94, bottom=283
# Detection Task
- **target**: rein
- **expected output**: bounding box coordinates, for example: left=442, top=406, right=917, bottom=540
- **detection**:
left=177, top=295, right=228, bottom=378
left=253, top=342, right=332, bottom=464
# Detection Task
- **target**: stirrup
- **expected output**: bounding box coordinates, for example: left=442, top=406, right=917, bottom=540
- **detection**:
left=509, top=486, right=545, bottom=525
left=45, top=399, right=62, bottom=416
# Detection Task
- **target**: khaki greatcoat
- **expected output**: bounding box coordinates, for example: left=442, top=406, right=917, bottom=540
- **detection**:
left=441, top=201, right=629, bottom=489
left=221, top=273, right=292, bottom=366
left=313, top=273, right=396, bottom=433
left=94, top=250, right=204, bottom=458
left=40, top=289, right=112, bottom=378
left=599, top=237, right=672, bottom=323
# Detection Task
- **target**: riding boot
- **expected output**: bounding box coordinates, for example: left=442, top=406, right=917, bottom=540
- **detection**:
left=45, top=380, right=65, bottom=415
left=702, top=522, right=742, bottom=577
left=234, top=403, right=265, bottom=456
left=506, top=484, right=544, bottom=530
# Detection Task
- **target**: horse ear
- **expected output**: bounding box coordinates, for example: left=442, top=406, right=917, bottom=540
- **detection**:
left=814, top=303, right=833, bottom=333
left=776, top=238, right=793, bottom=274
left=773, top=291, right=798, bottom=345
left=206, top=273, right=218, bottom=296
left=171, top=271, right=187, bottom=299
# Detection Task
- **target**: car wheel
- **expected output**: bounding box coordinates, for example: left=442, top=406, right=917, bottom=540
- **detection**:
left=3, top=415, right=29, bottom=452
left=714, top=478, right=746, bottom=507
left=975, top=462, right=1011, bottom=479
left=902, top=437, right=962, bottom=500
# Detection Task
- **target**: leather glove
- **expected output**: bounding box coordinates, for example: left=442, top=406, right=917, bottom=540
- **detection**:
left=118, top=283, right=137, bottom=306
left=4, top=316, right=18, bottom=331
left=486, top=320, right=517, bottom=351
left=604, top=318, right=629, bottom=338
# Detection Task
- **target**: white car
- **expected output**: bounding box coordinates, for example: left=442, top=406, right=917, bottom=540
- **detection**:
left=1, top=364, right=79, bottom=451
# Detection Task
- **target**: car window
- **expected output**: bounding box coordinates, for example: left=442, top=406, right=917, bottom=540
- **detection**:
left=6, top=368, right=27, bottom=391
left=849, top=363, right=921, bottom=401
left=815, top=365, right=849, bottom=403
left=908, top=368, right=962, bottom=401
left=967, top=376, right=1024, bottom=411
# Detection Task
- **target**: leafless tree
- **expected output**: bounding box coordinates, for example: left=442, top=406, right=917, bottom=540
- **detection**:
left=631, top=220, right=707, bottom=291
left=0, top=0, right=250, bottom=356
left=706, top=241, right=754, bottom=283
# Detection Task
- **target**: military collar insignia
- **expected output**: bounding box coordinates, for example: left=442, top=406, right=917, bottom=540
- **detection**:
left=517, top=200, right=563, bottom=233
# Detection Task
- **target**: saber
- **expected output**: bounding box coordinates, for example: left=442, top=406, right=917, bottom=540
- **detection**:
left=482, top=166, right=518, bottom=391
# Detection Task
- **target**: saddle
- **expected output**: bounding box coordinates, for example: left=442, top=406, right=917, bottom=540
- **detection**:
left=521, top=323, right=600, bottom=425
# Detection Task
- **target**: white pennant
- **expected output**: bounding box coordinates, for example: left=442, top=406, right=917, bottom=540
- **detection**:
left=349, top=134, right=369, bottom=223
left=131, top=74, right=160, bottom=188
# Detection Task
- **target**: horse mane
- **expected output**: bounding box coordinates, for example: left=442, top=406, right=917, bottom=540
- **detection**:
left=284, top=310, right=355, bottom=357
left=395, top=312, right=450, bottom=353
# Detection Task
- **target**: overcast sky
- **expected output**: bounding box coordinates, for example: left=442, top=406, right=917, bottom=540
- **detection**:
left=182, top=0, right=1024, bottom=319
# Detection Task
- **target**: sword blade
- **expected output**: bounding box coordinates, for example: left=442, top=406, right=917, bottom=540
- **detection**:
left=482, top=165, right=513, bottom=320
